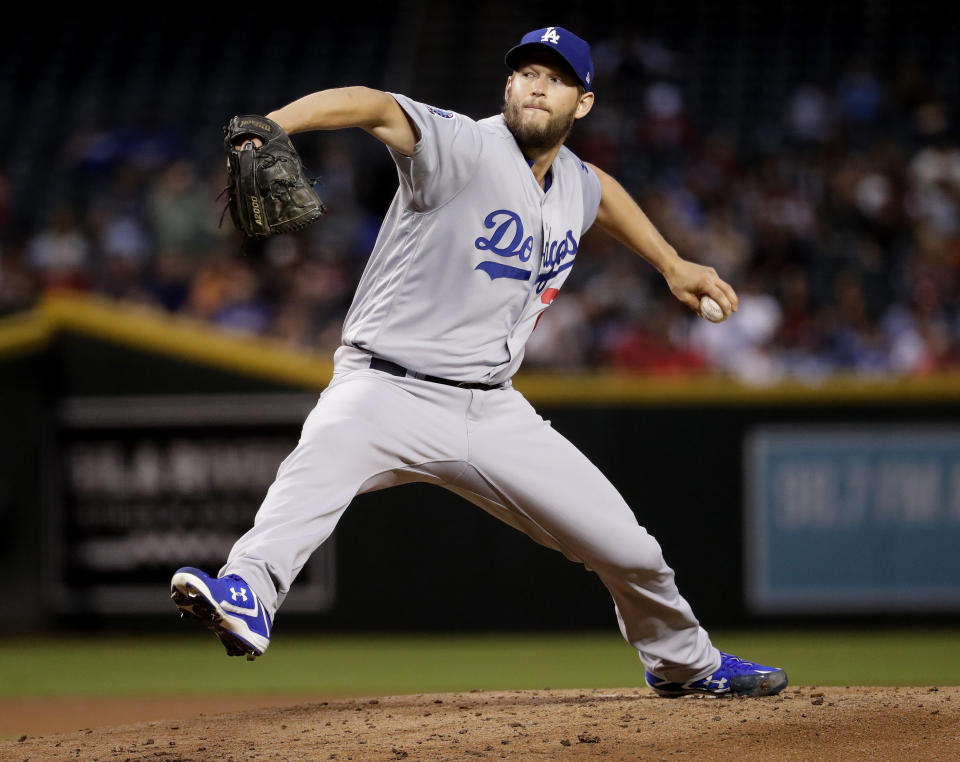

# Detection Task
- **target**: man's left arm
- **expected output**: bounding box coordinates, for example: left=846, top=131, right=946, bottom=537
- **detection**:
left=585, top=162, right=738, bottom=319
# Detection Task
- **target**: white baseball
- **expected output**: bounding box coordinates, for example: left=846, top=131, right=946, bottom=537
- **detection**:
left=699, top=295, right=726, bottom=323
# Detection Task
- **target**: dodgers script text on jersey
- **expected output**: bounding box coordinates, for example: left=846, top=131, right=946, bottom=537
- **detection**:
left=474, top=208, right=578, bottom=292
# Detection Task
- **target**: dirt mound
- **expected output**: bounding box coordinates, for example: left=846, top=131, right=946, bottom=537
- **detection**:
left=3, top=686, right=957, bottom=760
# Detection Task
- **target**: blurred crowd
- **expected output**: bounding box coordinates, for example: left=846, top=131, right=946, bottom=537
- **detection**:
left=1, top=35, right=959, bottom=384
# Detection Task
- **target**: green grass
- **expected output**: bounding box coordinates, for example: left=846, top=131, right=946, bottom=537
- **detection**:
left=2, top=628, right=959, bottom=698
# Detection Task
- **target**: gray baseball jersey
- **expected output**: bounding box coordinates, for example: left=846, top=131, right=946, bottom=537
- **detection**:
left=338, top=94, right=602, bottom=384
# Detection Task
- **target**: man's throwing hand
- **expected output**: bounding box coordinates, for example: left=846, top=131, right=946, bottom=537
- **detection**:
left=663, top=258, right=738, bottom=321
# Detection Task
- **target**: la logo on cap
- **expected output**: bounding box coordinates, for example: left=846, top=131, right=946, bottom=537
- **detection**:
left=540, top=27, right=560, bottom=44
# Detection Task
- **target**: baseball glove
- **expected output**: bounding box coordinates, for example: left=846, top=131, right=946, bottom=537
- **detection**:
left=221, top=114, right=326, bottom=239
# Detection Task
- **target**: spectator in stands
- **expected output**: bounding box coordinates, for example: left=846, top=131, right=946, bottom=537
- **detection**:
left=147, top=160, right=219, bottom=256
left=0, top=241, right=40, bottom=316
left=688, top=268, right=784, bottom=385
left=25, top=206, right=92, bottom=293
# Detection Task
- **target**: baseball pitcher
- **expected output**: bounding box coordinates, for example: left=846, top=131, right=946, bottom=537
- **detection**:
left=172, top=26, right=787, bottom=698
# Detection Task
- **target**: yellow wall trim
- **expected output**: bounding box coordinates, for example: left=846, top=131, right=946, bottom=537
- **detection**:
left=0, top=308, right=55, bottom=359
left=2, top=293, right=334, bottom=389
left=511, top=370, right=960, bottom=405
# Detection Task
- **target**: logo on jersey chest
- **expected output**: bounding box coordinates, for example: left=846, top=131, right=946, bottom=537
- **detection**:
left=474, top=209, right=578, bottom=293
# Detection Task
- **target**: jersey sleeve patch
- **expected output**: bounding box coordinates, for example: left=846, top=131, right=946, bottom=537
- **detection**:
left=426, top=105, right=454, bottom=119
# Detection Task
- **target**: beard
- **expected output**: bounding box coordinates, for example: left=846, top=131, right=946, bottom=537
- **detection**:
left=502, top=96, right=578, bottom=152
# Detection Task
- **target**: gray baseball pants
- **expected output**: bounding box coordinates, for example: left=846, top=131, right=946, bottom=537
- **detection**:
left=222, top=346, right=721, bottom=682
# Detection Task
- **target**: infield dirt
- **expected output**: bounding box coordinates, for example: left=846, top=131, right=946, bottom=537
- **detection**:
left=2, top=686, right=957, bottom=760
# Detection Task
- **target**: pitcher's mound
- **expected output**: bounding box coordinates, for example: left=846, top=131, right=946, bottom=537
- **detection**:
left=4, top=686, right=958, bottom=760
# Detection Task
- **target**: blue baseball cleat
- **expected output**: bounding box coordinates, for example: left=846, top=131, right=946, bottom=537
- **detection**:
left=170, top=567, right=271, bottom=660
left=646, top=652, right=788, bottom=697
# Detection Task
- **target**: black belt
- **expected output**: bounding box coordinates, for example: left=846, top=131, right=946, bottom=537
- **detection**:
left=369, top=357, right=502, bottom=391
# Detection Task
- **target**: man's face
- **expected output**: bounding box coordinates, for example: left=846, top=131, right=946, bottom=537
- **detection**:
left=502, top=53, right=592, bottom=152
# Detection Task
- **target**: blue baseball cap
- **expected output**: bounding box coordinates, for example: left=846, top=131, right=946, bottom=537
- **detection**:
left=505, top=26, right=594, bottom=91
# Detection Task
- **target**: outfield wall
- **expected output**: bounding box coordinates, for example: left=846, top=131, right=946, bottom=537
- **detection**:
left=3, top=294, right=960, bottom=632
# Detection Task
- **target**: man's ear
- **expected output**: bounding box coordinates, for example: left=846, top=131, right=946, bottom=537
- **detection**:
left=573, top=92, right=593, bottom=119
left=575, top=91, right=595, bottom=120
left=504, top=74, right=513, bottom=102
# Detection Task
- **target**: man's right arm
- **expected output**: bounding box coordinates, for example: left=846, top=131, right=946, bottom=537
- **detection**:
left=586, top=161, right=738, bottom=318
left=265, top=86, right=419, bottom=156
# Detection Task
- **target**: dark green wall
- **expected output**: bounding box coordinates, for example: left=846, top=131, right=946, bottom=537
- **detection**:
left=3, top=333, right=958, bottom=633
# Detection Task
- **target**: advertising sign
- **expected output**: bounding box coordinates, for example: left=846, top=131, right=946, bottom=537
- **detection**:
left=50, top=393, right=335, bottom=615
left=745, top=424, right=960, bottom=613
